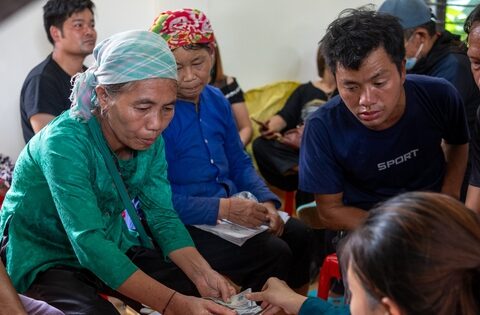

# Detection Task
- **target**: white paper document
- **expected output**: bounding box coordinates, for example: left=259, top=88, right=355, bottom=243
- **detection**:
left=193, top=211, right=290, bottom=246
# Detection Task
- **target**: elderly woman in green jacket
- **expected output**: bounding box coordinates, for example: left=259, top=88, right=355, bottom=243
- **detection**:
left=0, top=30, right=234, bottom=315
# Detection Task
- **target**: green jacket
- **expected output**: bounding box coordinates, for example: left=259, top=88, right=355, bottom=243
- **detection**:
left=0, top=112, right=193, bottom=292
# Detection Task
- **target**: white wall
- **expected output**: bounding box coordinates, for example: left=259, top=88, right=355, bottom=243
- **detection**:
left=0, top=0, right=382, bottom=160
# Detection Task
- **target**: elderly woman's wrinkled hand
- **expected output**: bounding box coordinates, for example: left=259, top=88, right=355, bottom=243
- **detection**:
left=227, top=198, right=269, bottom=228
left=167, top=293, right=236, bottom=315
left=194, top=269, right=236, bottom=303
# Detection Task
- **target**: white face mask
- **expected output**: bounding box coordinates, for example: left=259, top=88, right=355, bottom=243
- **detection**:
left=405, top=43, right=424, bottom=70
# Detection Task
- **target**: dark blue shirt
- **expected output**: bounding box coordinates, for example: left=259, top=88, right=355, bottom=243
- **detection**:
left=163, top=85, right=280, bottom=225
left=299, top=75, right=469, bottom=210
left=410, top=31, right=480, bottom=134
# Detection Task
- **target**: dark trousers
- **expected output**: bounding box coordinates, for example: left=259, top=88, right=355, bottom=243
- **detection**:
left=252, top=138, right=314, bottom=206
left=24, top=220, right=312, bottom=315
left=25, top=247, right=198, bottom=315
left=252, top=137, right=299, bottom=191
left=187, top=217, right=313, bottom=290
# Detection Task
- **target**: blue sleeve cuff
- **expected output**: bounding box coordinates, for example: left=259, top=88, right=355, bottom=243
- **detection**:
left=257, top=191, right=282, bottom=209
left=173, top=194, right=220, bottom=225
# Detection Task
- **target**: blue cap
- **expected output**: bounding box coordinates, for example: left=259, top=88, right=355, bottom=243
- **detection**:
left=378, top=0, right=434, bottom=29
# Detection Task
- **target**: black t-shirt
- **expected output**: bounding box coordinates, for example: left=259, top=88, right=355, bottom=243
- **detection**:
left=277, top=82, right=332, bottom=132
left=20, top=54, right=73, bottom=143
left=214, top=77, right=245, bottom=105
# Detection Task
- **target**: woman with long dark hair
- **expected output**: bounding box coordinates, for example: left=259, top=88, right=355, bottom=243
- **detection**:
left=248, top=191, right=480, bottom=315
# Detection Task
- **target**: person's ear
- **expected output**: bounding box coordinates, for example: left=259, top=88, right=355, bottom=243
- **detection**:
left=414, top=28, right=429, bottom=45
left=400, top=59, right=407, bottom=82
left=95, top=85, right=110, bottom=115
left=209, top=48, right=216, bottom=63
left=50, top=25, right=61, bottom=43
left=380, top=297, right=403, bottom=315
left=96, top=86, right=108, bottom=103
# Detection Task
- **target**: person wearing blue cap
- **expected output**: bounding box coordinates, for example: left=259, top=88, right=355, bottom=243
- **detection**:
left=379, top=0, right=480, bottom=201
left=465, top=4, right=480, bottom=213
left=0, top=30, right=235, bottom=315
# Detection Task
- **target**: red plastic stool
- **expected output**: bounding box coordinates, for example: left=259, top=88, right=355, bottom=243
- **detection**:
left=0, top=184, right=8, bottom=209
left=98, top=293, right=110, bottom=301
left=283, top=190, right=295, bottom=215
left=317, top=253, right=341, bottom=299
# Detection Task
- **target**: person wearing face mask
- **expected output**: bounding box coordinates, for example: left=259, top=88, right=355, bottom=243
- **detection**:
left=378, top=0, right=480, bottom=201
left=404, top=40, right=423, bottom=71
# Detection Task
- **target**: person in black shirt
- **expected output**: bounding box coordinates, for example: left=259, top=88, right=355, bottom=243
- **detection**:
left=252, top=48, right=336, bottom=205
left=20, top=0, right=97, bottom=143
left=210, top=44, right=253, bottom=147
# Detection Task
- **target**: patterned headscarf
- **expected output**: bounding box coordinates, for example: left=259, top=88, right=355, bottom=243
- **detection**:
left=70, top=30, right=177, bottom=121
left=149, top=8, right=215, bottom=50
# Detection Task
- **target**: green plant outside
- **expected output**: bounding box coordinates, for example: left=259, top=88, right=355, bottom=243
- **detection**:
left=445, top=0, right=478, bottom=40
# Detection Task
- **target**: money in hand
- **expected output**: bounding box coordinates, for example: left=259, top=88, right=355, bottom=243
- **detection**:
left=206, top=288, right=263, bottom=315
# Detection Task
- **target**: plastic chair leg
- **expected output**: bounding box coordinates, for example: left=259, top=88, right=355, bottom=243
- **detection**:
left=317, top=253, right=341, bottom=299
left=284, top=190, right=295, bottom=215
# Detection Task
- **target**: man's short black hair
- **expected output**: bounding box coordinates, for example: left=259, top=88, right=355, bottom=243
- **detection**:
left=43, top=0, right=95, bottom=45
left=320, top=6, right=405, bottom=75
left=465, top=4, right=480, bottom=37
left=316, top=47, right=326, bottom=77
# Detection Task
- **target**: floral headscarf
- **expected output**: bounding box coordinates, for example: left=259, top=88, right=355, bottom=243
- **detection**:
left=149, top=8, right=215, bottom=50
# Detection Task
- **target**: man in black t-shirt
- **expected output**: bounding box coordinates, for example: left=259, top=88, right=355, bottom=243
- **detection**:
left=20, top=0, right=96, bottom=143
left=252, top=49, right=336, bottom=206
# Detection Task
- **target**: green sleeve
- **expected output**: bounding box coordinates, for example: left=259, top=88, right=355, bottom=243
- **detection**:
left=40, top=129, right=138, bottom=289
left=139, top=138, right=194, bottom=257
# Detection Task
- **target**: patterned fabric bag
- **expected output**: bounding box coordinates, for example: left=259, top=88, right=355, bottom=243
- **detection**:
left=0, top=154, right=14, bottom=264
left=0, top=154, right=14, bottom=207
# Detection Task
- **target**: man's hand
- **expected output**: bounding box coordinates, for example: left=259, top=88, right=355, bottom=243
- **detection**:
left=259, top=115, right=287, bottom=140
